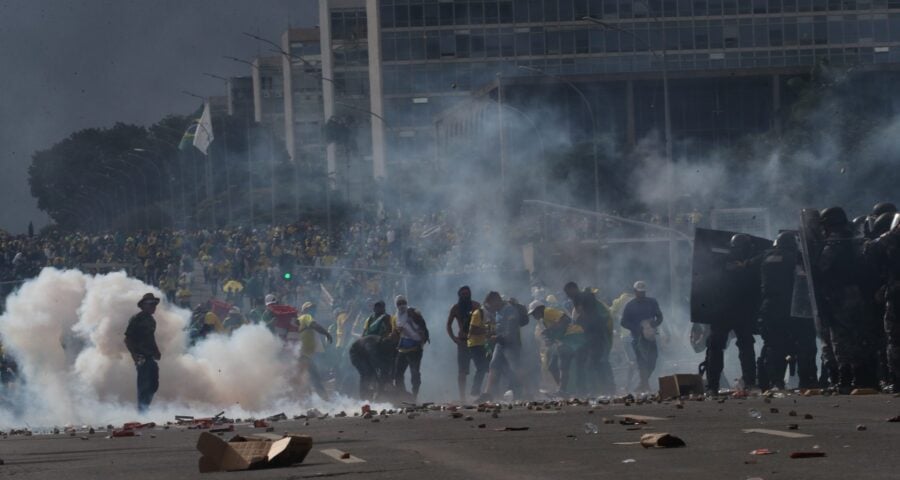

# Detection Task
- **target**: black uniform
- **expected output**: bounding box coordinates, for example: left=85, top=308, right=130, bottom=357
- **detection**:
left=865, top=227, right=900, bottom=389
left=818, top=227, right=874, bottom=391
left=756, top=247, right=817, bottom=389
left=705, top=249, right=759, bottom=392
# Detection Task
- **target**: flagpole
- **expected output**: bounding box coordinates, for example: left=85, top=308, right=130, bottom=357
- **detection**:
left=246, top=116, right=254, bottom=228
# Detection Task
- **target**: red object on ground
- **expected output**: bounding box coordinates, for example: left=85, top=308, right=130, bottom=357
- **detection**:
left=122, top=422, right=142, bottom=430
left=749, top=449, right=776, bottom=455
left=361, top=405, right=371, bottom=415
left=254, top=420, right=269, bottom=428
left=111, top=429, right=136, bottom=437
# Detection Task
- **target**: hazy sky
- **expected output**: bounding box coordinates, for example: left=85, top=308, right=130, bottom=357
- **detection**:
left=0, top=0, right=318, bottom=233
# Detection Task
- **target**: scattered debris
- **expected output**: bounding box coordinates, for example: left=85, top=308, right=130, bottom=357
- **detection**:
left=743, top=428, right=812, bottom=439
left=494, top=427, right=529, bottom=431
left=803, top=414, right=814, bottom=420
left=790, top=451, right=827, bottom=459
left=658, top=374, right=704, bottom=398
left=748, top=409, right=762, bottom=419
left=850, top=388, right=879, bottom=395
left=769, top=408, right=780, bottom=414
left=749, top=449, right=776, bottom=455
left=196, top=432, right=313, bottom=473
left=619, top=417, right=648, bottom=426
left=788, top=410, right=798, bottom=417
left=583, top=423, right=599, bottom=434
left=640, top=433, right=686, bottom=448
left=856, top=424, right=867, bottom=431
left=887, top=415, right=900, bottom=423
left=622, top=458, right=636, bottom=463
left=478, top=424, right=486, bottom=429
left=788, top=424, right=799, bottom=430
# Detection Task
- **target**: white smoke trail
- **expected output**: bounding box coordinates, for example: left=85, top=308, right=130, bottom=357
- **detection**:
left=0, top=268, right=382, bottom=429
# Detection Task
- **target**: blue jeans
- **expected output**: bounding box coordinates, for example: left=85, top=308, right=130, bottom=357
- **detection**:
left=136, top=358, right=159, bottom=412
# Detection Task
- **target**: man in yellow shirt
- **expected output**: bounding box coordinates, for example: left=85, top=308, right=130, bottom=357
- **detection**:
left=529, top=300, right=586, bottom=396
left=463, top=303, right=492, bottom=399
left=297, top=302, right=333, bottom=399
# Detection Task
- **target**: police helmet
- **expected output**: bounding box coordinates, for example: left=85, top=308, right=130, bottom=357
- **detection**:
left=820, top=207, right=849, bottom=228
left=872, top=202, right=897, bottom=217
left=773, top=231, right=797, bottom=251
left=730, top=234, right=752, bottom=250
left=871, top=212, right=896, bottom=237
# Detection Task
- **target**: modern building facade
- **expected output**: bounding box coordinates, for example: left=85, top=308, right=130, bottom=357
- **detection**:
left=282, top=28, right=327, bottom=167
left=265, top=1, right=900, bottom=204
left=251, top=56, right=286, bottom=140
left=378, top=1, right=900, bottom=161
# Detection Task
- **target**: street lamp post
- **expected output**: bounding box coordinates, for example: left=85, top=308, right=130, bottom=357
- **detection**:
left=517, top=65, right=600, bottom=219
left=583, top=14, right=678, bottom=316
left=128, top=149, right=172, bottom=228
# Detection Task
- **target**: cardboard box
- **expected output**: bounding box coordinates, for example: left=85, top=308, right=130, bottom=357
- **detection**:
left=658, top=374, right=705, bottom=398
left=197, top=432, right=313, bottom=473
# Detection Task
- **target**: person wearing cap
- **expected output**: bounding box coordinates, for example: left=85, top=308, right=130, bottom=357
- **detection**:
left=125, top=293, right=163, bottom=412
left=620, top=281, right=663, bottom=393
left=392, top=295, right=429, bottom=400
left=528, top=300, right=585, bottom=396
left=296, top=301, right=333, bottom=399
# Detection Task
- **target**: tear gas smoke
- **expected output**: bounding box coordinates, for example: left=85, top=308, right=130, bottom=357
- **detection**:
left=0, top=268, right=382, bottom=429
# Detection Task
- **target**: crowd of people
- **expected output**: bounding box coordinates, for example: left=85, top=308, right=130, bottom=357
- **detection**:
left=5, top=200, right=900, bottom=411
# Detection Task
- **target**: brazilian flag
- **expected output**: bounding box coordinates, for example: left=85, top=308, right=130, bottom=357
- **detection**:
left=178, top=104, right=204, bottom=151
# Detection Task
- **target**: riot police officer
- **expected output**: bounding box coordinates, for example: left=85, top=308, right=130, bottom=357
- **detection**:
left=756, top=232, right=817, bottom=390
left=865, top=213, right=900, bottom=392
left=817, top=207, right=876, bottom=393
left=703, top=234, right=759, bottom=393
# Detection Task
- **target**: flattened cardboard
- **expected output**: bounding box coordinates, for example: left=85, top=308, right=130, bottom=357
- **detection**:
left=658, top=374, right=705, bottom=398
left=197, top=431, right=313, bottom=473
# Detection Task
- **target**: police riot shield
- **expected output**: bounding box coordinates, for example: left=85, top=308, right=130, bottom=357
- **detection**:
left=690, top=228, right=770, bottom=325
left=795, top=209, right=824, bottom=328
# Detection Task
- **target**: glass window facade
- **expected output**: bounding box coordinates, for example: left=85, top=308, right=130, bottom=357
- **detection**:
left=375, top=1, right=900, bottom=160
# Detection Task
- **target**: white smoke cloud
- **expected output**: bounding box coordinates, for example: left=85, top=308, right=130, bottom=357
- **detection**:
left=0, top=268, right=378, bottom=429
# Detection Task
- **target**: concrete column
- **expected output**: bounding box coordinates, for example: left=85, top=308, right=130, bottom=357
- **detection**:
left=626, top=80, right=636, bottom=149
left=772, top=74, right=781, bottom=134
left=366, top=0, right=387, bottom=180
left=251, top=59, right=263, bottom=123
left=281, top=31, right=296, bottom=162
left=319, top=0, right=337, bottom=190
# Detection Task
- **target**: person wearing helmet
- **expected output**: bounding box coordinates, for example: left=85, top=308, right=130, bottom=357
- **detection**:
left=818, top=207, right=877, bottom=393
left=865, top=212, right=900, bottom=392
left=755, top=232, right=817, bottom=390
left=703, top=234, right=760, bottom=394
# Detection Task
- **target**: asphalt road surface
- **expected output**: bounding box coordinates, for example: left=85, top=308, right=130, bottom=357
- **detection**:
left=2, top=394, right=899, bottom=479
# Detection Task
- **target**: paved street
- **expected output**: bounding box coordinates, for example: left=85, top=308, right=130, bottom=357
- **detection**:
left=2, top=394, right=899, bottom=479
